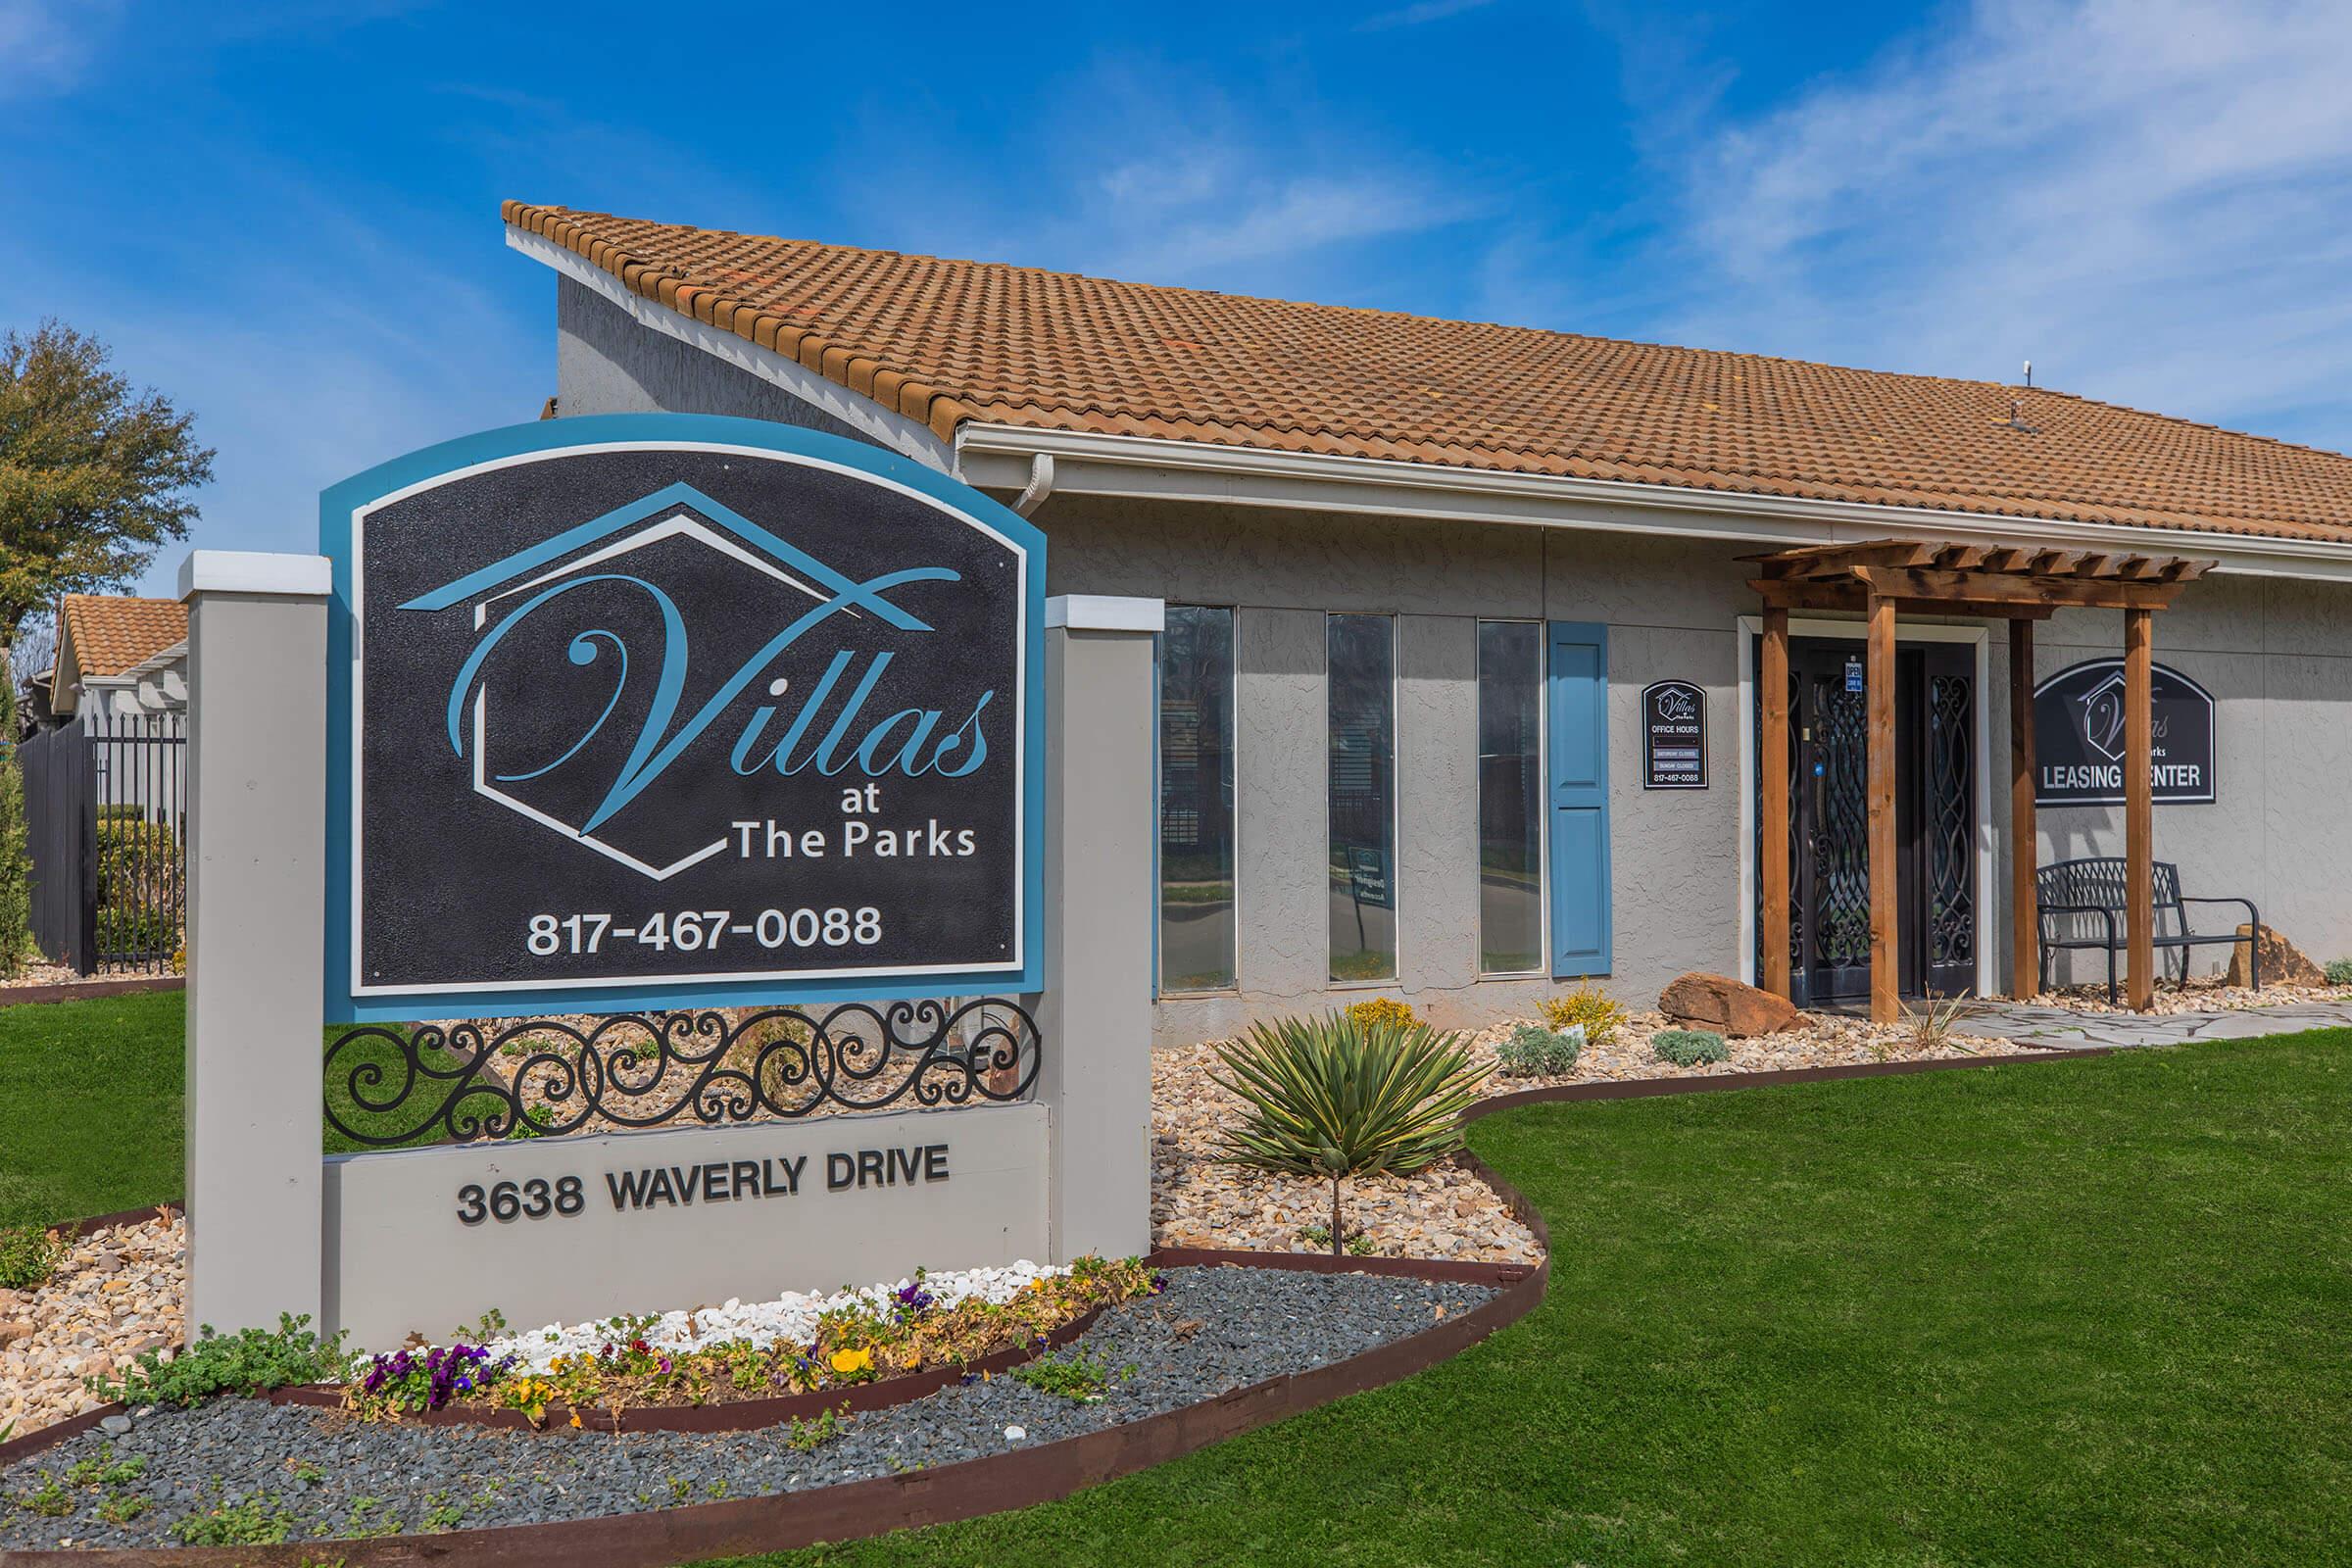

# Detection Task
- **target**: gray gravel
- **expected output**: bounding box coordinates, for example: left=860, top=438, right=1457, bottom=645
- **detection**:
left=2, top=1265, right=1492, bottom=1549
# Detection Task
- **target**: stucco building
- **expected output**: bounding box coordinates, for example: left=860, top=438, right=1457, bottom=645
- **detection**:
left=502, top=201, right=2352, bottom=1045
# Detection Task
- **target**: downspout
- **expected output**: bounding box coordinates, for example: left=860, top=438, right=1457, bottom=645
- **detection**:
left=1010, top=453, right=1056, bottom=517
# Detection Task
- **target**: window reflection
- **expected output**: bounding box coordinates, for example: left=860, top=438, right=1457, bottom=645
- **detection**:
left=1327, top=614, right=1397, bottom=982
left=1157, top=607, right=1236, bottom=991
left=1477, top=621, right=1544, bottom=974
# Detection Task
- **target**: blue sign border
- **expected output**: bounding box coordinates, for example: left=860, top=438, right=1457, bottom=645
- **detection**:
left=321, top=414, right=1046, bottom=1023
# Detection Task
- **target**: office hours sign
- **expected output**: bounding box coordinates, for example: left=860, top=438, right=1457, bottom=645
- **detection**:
left=1641, top=680, right=1707, bottom=789
left=321, top=416, right=1044, bottom=1020
left=2032, top=658, right=2216, bottom=808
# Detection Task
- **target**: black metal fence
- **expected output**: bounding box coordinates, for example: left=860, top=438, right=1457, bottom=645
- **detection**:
left=20, top=709, right=186, bottom=975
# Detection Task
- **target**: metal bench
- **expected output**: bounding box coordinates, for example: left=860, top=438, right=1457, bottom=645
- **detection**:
left=2035, top=858, right=2258, bottom=1004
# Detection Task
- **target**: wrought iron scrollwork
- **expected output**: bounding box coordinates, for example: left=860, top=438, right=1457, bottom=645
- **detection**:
left=1928, top=673, right=1976, bottom=967
left=324, top=999, right=1041, bottom=1149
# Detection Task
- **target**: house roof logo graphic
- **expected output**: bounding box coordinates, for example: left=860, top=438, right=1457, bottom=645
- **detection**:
left=398, top=480, right=942, bottom=881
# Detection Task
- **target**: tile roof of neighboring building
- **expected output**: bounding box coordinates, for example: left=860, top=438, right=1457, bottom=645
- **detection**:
left=60, top=596, right=187, bottom=679
left=506, top=201, right=2352, bottom=545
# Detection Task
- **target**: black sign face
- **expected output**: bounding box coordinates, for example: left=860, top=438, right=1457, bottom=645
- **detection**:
left=322, top=416, right=1042, bottom=1019
left=1641, top=680, right=1707, bottom=789
left=2033, top=659, right=2215, bottom=807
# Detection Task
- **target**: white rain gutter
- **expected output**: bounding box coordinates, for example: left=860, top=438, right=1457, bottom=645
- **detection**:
left=954, top=423, right=2352, bottom=584
left=1009, top=453, right=1056, bottom=517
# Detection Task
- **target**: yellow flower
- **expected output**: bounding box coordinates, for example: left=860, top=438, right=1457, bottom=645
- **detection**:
left=829, top=1347, right=873, bottom=1375
left=568, top=1412, right=583, bottom=1429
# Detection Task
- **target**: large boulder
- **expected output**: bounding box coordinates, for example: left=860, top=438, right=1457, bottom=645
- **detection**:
left=1658, top=972, right=1802, bottom=1037
left=2224, top=923, right=2324, bottom=989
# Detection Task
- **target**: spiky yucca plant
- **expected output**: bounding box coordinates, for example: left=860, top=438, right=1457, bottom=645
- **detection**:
left=1210, top=1011, right=1488, bottom=1255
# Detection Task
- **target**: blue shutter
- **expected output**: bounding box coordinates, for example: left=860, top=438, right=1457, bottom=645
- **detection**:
left=1547, top=621, right=1611, bottom=976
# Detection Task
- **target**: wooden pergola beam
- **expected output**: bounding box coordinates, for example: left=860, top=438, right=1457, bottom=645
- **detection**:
left=1850, top=566, right=2186, bottom=612
left=1747, top=579, right=2058, bottom=618
left=1742, top=540, right=1943, bottom=577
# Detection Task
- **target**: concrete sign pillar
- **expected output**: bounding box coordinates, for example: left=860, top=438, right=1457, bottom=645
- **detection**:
left=1036, top=596, right=1162, bottom=1263
left=180, top=550, right=334, bottom=1337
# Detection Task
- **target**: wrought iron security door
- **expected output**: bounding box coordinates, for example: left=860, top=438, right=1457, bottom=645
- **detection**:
left=1764, top=641, right=1976, bottom=1005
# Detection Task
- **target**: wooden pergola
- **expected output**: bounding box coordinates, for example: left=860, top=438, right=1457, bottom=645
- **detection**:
left=1746, top=540, right=2215, bottom=1020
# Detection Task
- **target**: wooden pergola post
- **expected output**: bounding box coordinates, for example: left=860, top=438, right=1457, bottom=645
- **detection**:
left=2126, top=607, right=2155, bottom=1010
left=1866, top=591, right=1899, bottom=1023
left=1760, top=608, right=1791, bottom=1000
left=2009, top=618, right=2038, bottom=998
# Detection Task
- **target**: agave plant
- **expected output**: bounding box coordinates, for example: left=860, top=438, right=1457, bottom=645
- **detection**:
left=1209, top=1011, right=1489, bottom=1255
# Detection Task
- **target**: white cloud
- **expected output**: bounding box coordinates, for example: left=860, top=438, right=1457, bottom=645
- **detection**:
left=1648, top=0, right=2352, bottom=444
left=1357, top=0, right=1496, bottom=31
left=830, top=57, right=1487, bottom=297
left=0, top=0, right=121, bottom=98
left=1091, top=164, right=1479, bottom=278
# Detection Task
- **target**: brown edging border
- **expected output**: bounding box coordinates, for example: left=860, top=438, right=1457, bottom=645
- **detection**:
left=3, top=1041, right=2150, bottom=1562
left=260, top=1303, right=1111, bottom=1435
left=52, top=1204, right=180, bottom=1244
left=0, top=977, right=182, bottom=1009
left=1471, top=1042, right=2118, bottom=1117
left=0, top=1248, right=1546, bottom=1568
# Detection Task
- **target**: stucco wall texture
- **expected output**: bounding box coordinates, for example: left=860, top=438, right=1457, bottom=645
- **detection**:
left=556, top=278, right=2352, bottom=1046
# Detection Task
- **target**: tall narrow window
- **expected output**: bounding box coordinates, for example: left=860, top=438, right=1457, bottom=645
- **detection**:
left=1157, top=607, right=1237, bottom=992
left=1327, top=613, right=1396, bottom=982
left=1477, top=621, right=1544, bottom=974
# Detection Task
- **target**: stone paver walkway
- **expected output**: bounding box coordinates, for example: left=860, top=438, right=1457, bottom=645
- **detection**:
left=1955, top=999, right=2352, bottom=1050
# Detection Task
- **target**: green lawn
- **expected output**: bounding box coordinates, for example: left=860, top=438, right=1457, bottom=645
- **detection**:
left=723, top=1034, right=2351, bottom=1567
left=6, top=995, right=2346, bottom=1562
left=0, top=991, right=185, bottom=1226
left=0, top=990, right=462, bottom=1227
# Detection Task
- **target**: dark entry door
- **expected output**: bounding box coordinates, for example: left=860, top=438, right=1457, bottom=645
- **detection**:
left=1766, top=640, right=1977, bottom=1006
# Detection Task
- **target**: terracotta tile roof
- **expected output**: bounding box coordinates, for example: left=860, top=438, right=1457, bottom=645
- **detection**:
left=60, top=596, right=187, bottom=679
left=507, top=201, right=2352, bottom=544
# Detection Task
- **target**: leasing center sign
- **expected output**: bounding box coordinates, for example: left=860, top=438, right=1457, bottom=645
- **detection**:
left=2033, top=657, right=2216, bottom=808
left=322, top=416, right=1043, bottom=1020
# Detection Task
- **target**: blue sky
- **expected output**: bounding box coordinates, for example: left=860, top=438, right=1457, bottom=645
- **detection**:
left=8, top=0, right=2352, bottom=600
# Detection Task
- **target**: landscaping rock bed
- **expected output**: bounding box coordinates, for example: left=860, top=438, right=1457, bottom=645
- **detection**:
left=0, top=1264, right=1494, bottom=1550
left=1152, top=1004, right=2035, bottom=1262
left=2034, top=978, right=2352, bottom=1014
left=0, top=1211, right=181, bottom=1438
left=0, top=961, right=88, bottom=991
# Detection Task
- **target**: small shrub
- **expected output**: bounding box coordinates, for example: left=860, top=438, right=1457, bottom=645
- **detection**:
left=172, top=1494, right=297, bottom=1547
left=1898, top=994, right=1984, bottom=1056
left=0, top=1225, right=63, bottom=1290
left=1010, top=1348, right=1132, bottom=1402
left=87, top=1313, right=348, bottom=1408
left=1495, top=1021, right=1584, bottom=1077
left=1653, top=1029, right=1730, bottom=1067
left=1344, top=996, right=1420, bottom=1033
left=1298, top=1224, right=1380, bottom=1256
left=786, top=1406, right=846, bottom=1450
left=0, top=662, right=31, bottom=979
left=1211, top=1011, right=1488, bottom=1255
left=15, top=1474, right=73, bottom=1517
left=1539, top=982, right=1625, bottom=1049
left=94, top=815, right=180, bottom=958
left=2326, top=958, right=2352, bottom=986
